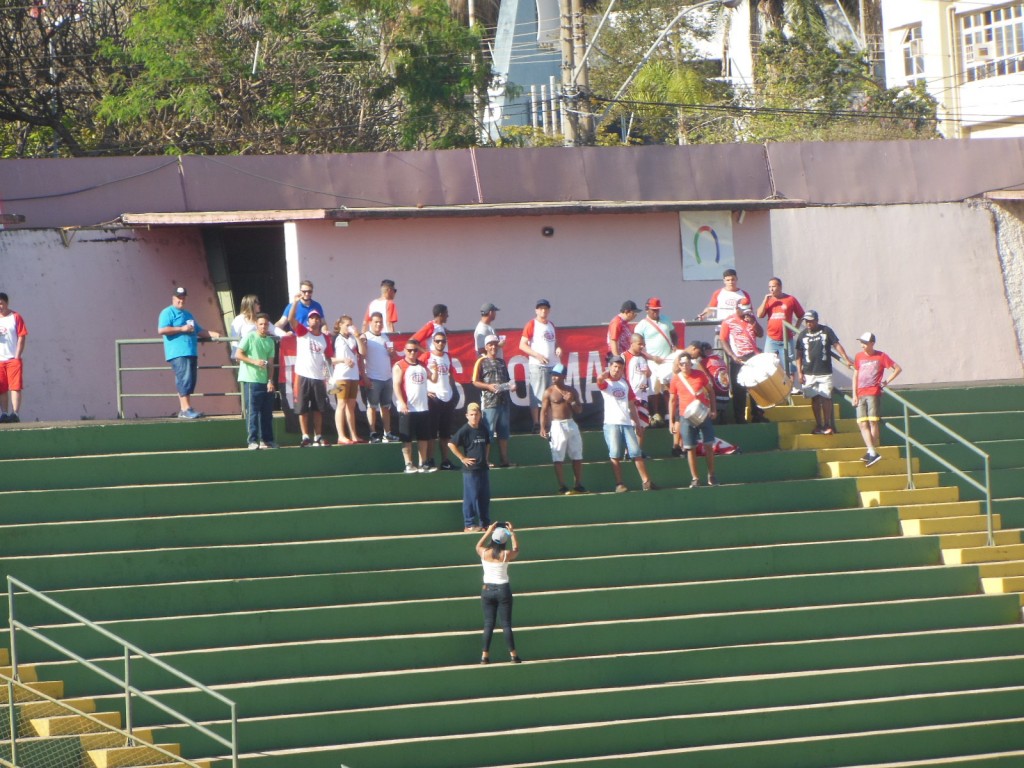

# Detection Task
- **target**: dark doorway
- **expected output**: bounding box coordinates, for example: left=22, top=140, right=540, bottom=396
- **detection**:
left=214, top=226, right=289, bottom=319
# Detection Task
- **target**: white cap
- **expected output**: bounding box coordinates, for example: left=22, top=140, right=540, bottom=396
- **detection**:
left=858, top=332, right=875, bottom=343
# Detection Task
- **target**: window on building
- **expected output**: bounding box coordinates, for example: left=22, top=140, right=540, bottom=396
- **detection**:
left=960, top=2, right=1024, bottom=83
left=902, top=25, right=926, bottom=86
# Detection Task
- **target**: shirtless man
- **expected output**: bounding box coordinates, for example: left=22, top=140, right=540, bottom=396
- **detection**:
left=539, top=363, right=586, bottom=495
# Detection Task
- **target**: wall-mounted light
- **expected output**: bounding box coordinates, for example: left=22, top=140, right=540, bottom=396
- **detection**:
left=541, top=226, right=555, bottom=237
left=334, top=221, right=350, bottom=228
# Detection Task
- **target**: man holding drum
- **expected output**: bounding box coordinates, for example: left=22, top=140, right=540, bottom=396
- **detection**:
left=669, top=352, right=718, bottom=488
left=719, top=300, right=766, bottom=424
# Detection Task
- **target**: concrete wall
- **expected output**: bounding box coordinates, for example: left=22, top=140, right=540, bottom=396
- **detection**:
left=770, top=202, right=1024, bottom=387
left=288, top=209, right=773, bottom=337
left=0, top=228, right=231, bottom=422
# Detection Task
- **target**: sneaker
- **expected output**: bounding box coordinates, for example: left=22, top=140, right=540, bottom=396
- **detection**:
left=300, top=435, right=312, bottom=447
left=689, top=478, right=701, bottom=488
left=511, top=654, right=523, bottom=664
left=708, top=475, right=720, bottom=486
left=671, top=445, right=684, bottom=457
left=404, top=463, right=418, bottom=474
left=558, top=486, right=570, bottom=495
left=259, top=441, right=277, bottom=449
left=420, top=460, right=438, bottom=473
left=464, top=526, right=484, bottom=533
left=6, top=413, right=19, bottom=423
left=384, top=432, right=400, bottom=443
left=642, top=480, right=658, bottom=491
left=178, top=409, right=203, bottom=420
left=811, top=426, right=824, bottom=435
left=439, top=460, right=457, bottom=471
left=822, top=427, right=835, bottom=436
left=313, top=435, right=327, bottom=447
left=865, top=453, right=883, bottom=467
left=861, top=452, right=873, bottom=463
left=369, top=432, right=382, bottom=444
left=614, top=484, right=629, bottom=493
left=247, top=443, right=260, bottom=451
left=572, top=485, right=588, bottom=494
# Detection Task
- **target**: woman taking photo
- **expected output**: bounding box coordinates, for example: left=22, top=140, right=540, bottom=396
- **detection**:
left=476, top=521, right=522, bottom=664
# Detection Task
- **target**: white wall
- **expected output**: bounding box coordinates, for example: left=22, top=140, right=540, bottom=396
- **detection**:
left=770, top=202, right=1024, bottom=387
left=0, top=228, right=231, bottom=422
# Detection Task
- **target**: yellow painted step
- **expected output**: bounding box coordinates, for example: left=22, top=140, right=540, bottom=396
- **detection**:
left=861, top=486, right=960, bottom=508
left=902, top=514, right=1000, bottom=536
left=765, top=403, right=841, bottom=422
left=897, top=500, right=982, bottom=520
left=943, top=543, right=1024, bottom=565
left=792, top=432, right=866, bottom=450
left=88, top=743, right=180, bottom=768
left=79, top=731, right=154, bottom=751
left=818, top=446, right=902, bottom=464
left=0, top=680, right=63, bottom=704
left=939, top=530, right=1019, bottom=548
left=820, top=457, right=920, bottom=478
left=0, top=664, right=38, bottom=682
left=976, top=559, right=1024, bottom=578
left=0, top=648, right=8, bottom=666
left=982, top=574, right=1024, bottom=594
left=20, top=698, right=95, bottom=720
left=856, top=473, right=940, bottom=492
left=31, top=710, right=121, bottom=737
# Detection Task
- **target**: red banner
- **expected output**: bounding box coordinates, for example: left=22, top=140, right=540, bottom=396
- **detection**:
left=278, top=322, right=686, bottom=410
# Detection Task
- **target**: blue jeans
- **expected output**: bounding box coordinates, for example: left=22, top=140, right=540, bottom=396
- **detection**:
left=481, top=583, right=515, bottom=653
left=483, top=402, right=511, bottom=440
left=170, top=356, right=198, bottom=397
left=603, top=423, right=642, bottom=459
left=462, top=469, right=491, bottom=528
left=242, top=381, right=274, bottom=445
left=764, top=338, right=795, bottom=376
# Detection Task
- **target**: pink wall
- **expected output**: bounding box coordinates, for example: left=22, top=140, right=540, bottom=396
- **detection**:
left=0, top=228, right=231, bottom=422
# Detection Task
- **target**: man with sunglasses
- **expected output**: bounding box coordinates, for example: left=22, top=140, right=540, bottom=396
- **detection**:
left=276, top=280, right=325, bottom=332
left=394, top=340, right=438, bottom=472
left=420, top=333, right=457, bottom=471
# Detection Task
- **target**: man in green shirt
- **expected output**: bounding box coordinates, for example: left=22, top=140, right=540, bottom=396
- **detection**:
left=235, top=313, right=277, bottom=449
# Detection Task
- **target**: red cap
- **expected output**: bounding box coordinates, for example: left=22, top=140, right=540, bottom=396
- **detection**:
left=646, top=297, right=662, bottom=309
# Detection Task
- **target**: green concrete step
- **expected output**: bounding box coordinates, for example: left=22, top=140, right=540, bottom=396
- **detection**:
left=0, top=505, right=895, bottom=592
left=241, top=688, right=1024, bottom=768
left=139, top=629, right=1024, bottom=722
left=0, top=451, right=821, bottom=524
left=942, top=468, right=1024, bottom=502
left=899, top=387, right=1024, bottom=415
left=917, top=439, right=1024, bottom=473
left=160, top=659, right=1024, bottom=756
left=32, top=593, right=1023, bottom=693
left=30, top=535, right=943, bottom=624
left=20, top=565, right=982, bottom=663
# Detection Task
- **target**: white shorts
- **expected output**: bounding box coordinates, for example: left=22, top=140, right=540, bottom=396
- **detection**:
left=649, top=352, right=681, bottom=393
left=803, top=374, right=833, bottom=399
left=549, top=419, right=583, bottom=463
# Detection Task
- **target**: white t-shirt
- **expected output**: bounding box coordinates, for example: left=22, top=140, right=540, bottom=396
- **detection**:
left=709, top=288, right=752, bottom=321
left=625, top=352, right=650, bottom=403
left=332, top=334, right=360, bottom=382
left=294, top=326, right=331, bottom=381
left=522, top=318, right=557, bottom=368
left=364, top=331, right=393, bottom=381
left=396, top=360, right=429, bottom=412
left=424, top=352, right=454, bottom=402
left=599, top=376, right=634, bottom=426
left=474, top=320, right=497, bottom=356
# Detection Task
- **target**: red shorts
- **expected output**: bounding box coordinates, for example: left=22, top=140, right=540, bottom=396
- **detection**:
left=0, top=359, right=23, bottom=394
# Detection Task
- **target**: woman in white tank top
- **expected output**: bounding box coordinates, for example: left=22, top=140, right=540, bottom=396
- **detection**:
left=475, top=522, right=522, bottom=664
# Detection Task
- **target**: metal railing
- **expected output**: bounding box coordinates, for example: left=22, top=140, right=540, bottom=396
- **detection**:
left=7, top=577, right=238, bottom=768
left=115, top=337, right=241, bottom=419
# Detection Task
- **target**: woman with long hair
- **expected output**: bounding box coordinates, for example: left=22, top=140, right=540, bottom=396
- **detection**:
left=475, top=521, right=522, bottom=664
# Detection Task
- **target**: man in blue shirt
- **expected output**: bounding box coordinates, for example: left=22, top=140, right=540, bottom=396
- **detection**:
left=157, top=286, right=221, bottom=419
left=275, top=279, right=325, bottom=332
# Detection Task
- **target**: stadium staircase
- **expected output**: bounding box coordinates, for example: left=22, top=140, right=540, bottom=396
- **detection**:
left=0, top=383, right=1023, bottom=767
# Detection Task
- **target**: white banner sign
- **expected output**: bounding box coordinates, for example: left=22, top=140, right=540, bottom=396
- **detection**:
left=680, top=211, right=735, bottom=281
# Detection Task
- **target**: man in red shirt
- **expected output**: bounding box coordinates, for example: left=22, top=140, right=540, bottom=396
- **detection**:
left=411, top=304, right=448, bottom=351
left=607, top=300, right=639, bottom=360
left=853, top=332, right=902, bottom=466
left=756, top=276, right=804, bottom=378
left=719, top=300, right=765, bottom=423
left=669, top=352, right=718, bottom=487
left=0, top=292, right=27, bottom=423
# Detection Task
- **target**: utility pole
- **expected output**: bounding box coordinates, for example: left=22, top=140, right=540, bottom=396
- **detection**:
left=571, top=0, right=593, bottom=143
left=559, top=0, right=578, bottom=144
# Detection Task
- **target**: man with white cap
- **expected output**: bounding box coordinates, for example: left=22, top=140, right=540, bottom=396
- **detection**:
left=719, top=299, right=765, bottom=424
left=634, top=297, right=679, bottom=426
left=853, top=332, right=901, bottom=465
left=794, top=310, right=854, bottom=435
left=288, top=296, right=334, bottom=445
left=157, top=286, right=222, bottom=420
left=473, top=334, right=513, bottom=467
left=540, top=362, right=586, bottom=495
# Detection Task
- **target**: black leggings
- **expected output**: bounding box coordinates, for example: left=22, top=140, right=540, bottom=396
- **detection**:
left=481, top=583, right=515, bottom=652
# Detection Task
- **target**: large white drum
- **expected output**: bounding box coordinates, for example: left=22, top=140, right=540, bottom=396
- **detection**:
left=682, top=398, right=710, bottom=426
left=736, top=352, right=793, bottom=409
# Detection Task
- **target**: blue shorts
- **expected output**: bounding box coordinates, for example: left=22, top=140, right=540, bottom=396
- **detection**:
left=603, top=423, right=642, bottom=460
left=483, top=403, right=511, bottom=440
left=169, top=356, right=198, bottom=397
left=682, top=419, right=715, bottom=450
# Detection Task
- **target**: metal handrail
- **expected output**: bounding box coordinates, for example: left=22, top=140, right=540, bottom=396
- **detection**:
left=115, top=337, right=242, bottom=419
left=7, top=577, right=238, bottom=768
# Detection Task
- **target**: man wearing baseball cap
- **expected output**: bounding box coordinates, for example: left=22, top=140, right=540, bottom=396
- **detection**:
left=475, top=302, right=503, bottom=357
left=473, top=334, right=513, bottom=466
left=719, top=300, right=765, bottom=423
left=520, top=299, right=561, bottom=433
left=157, top=286, right=222, bottom=419
left=634, top=297, right=680, bottom=426
left=852, top=332, right=901, bottom=465
left=288, top=295, right=334, bottom=446
left=607, top=300, right=640, bottom=360
left=540, top=362, right=586, bottom=495
left=794, top=310, right=854, bottom=435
